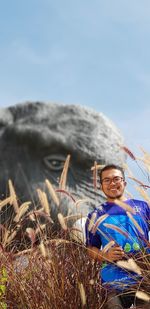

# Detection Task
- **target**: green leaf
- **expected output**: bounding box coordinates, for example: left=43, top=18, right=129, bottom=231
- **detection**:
left=0, top=302, right=7, bottom=309
left=1, top=268, right=7, bottom=279
left=0, top=285, right=6, bottom=294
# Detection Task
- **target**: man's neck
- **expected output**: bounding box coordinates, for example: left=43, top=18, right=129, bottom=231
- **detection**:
left=107, top=195, right=127, bottom=203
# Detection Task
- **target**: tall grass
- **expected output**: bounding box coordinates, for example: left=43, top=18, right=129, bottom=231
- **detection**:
left=0, top=149, right=150, bottom=308
left=1, top=242, right=103, bottom=308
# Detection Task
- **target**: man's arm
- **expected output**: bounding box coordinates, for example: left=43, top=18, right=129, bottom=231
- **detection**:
left=85, top=211, right=125, bottom=262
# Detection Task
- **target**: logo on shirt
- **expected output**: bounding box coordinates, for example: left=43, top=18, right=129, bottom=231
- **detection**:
left=134, top=206, right=141, bottom=213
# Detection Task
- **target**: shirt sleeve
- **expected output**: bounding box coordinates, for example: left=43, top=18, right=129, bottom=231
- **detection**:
left=145, top=202, right=150, bottom=231
left=85, top=211, right=102, bottom=249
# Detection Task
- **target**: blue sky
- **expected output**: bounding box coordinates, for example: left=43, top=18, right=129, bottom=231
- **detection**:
left=0, top=0, right=150, bottom=194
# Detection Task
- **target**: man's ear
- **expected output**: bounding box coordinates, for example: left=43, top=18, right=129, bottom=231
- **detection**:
left=124, top=181, right=127, bottom=187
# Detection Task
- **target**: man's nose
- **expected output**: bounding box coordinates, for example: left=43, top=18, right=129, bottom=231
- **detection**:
left=109, top=179, right=116, bottom=185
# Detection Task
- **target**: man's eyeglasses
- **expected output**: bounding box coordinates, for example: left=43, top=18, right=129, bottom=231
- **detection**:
left=101, top=176, right=124, bottom=185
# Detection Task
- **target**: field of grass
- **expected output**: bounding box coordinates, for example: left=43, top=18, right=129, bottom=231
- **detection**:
left=0, top=149, right=150, bottom=308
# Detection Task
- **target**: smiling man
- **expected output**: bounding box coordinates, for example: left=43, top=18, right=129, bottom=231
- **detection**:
left=100, top=166, right=126, bottom=202
left=85, top=164, right=150, bottom=309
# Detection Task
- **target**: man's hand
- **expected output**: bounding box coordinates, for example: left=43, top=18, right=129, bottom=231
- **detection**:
left=102, top=246, right=125, bottom=262
left=87, top=245, right=125, bottom=263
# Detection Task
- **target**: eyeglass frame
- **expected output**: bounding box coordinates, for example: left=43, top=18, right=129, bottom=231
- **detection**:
left=101, top=176, right=124, bottom=185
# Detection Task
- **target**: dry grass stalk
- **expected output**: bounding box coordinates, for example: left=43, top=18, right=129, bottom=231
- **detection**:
left=135, top=291, right=150, bottom=302
left=26, top=227, right=36, bottom=246
left=89, top=279, right=94, bottom=285
left=92, top=225, right=111, bottom=242
left=58, top=213, right=68, bottom=231
left=121, top=146, right=136, bottom=161
left=28, top=209, right=53, bottom=224
left=37, top=189, right=50, bottom=216
left=117, top=258, right=142, bottom=275
left=0, top=196, right=12, bottom=211
left=127, top=211, right=144, bottom=235
left=103, top=223, right=129, bottom=238
left=8, top=179, right=19, bottom=213
left=135, top=186, right=150, bottom=205
left=128, top=176, right=147, bottom=187
left=39, top=241, right=47, bottom=258
left=93, top=161, right=98, bottom=190
left=28, top=208, right=44, bottom=221
left=55, top=189, right=76, bottom=204
left=114, top=199, right=136, bottom=214
left=14, top=247, right=33, bottom=257
left=59, top=154, right=70, bottom=190
left=91, top=164, right=105, bottom=171
left=123, top=163, right=134, bottom=177
left=13, top=202, right=31, bottom=222
left=2, top=228, right=9, bottom=245
left=142, top=155, right=150, bottom=164
left=87, top=212, right=97, bottom=232
left=137, top=147, right=150, bottom=172
left=3, top=229, right=17, bottom=246
left=29, top=213, right=36, bottom=221
left=45, top=179, right=60, bottom=207
left=64, top=213, right=84, bottom=223
left=26, top=227, right=35, bottom=237
left=45, top=238, right=70, bottom=246
left=78, top=282, right=86, bottom=306
left=127, top=258, right=142, bottom=275
left=139, top=146, right=149, bottom=155
left=102, top=241, right=115, bottom=253
left=91, top=214, right=109, bottom=234
left=144, top=162, right=150, bottom=173
left=75, top=198, right=89, bottom=208
left=35, top=224, right=46, bottom=235
left=124, top=190, right=133, bottom=199
left=70, top=227, right=85, bottom=243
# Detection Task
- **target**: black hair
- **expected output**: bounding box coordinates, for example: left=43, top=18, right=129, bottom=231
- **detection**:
left=99, top=164, right=125, bottom=184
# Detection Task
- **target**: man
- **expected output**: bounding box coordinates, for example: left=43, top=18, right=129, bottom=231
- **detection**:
left=85, top=164, right=150, bottom=309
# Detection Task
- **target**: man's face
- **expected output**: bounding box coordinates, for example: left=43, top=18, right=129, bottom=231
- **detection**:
left=100, top=168, right=126, bottom=200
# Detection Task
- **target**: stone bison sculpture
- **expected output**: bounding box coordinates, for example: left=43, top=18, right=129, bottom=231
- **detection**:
left=0, top=102, right=125, bottom=249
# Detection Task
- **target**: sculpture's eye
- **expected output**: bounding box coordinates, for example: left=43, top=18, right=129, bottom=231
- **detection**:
left=43, top=155, right=66, bottom=171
